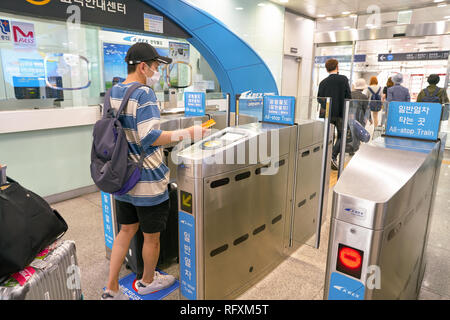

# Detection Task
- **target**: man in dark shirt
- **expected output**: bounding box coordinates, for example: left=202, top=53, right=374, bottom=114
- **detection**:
left=318, top=59, right=352, bottom=170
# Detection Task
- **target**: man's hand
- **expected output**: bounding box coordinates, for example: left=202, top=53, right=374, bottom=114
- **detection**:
left=186, top=125, right=210, bottom=140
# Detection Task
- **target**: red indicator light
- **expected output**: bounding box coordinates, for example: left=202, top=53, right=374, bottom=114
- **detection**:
left=339, top=247, right=362, bottom=269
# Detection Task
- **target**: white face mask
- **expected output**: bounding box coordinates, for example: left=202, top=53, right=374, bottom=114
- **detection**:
left=145, top=65, right=160, bottom=86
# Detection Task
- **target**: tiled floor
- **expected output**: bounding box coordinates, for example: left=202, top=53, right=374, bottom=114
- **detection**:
left=53, top=154, right=450, bottom=300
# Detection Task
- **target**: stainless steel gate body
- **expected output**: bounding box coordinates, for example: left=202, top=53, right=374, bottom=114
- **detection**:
left=177, top=119, right=329, bottom=299
left=324, top=134, right=447, bottom=300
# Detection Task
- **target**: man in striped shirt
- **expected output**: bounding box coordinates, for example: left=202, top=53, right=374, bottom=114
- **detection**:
left=102, top=43, right=207, bottom=300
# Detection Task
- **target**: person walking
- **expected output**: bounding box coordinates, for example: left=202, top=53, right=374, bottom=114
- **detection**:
left=387, top=73, right=410, bottom=102
left=317, top=59, right=352, bottom=170
left=101, top=43, right=208, bottom=300
left=416, top=74, right=449, bottom=104
left=381, top=77, right=394, bottom=103
left=364, top=76, right=382, bottom=127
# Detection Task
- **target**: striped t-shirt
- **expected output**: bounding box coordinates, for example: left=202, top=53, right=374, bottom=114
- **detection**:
left=110, top=82, right=169, bottom=206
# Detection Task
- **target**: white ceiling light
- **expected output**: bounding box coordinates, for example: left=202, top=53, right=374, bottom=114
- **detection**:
left=342, top=11, right=350, bottom=15
left=257, top=3, right=266, bottom=6
left=235, top=7, right=244, bottom=10
left=326, top=17, right=333, bottom=20
left=433, top=0, right=444, bottom=2
left=317, top=14, right=326, bottom=18
left=280, top=0, right=289, bottom=3
left=350, top=14, right=357, bottom=18
left=438, top=3, right=447, bottom=7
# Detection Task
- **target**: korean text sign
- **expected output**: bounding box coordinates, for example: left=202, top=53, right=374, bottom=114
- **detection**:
left=184, top=92, right=205, bottom=117
left=386, top=102, right=442, bottom=141
left=179, top=211, right=196, bottom=300
left=101, top=192, right=114, bottom=250
left=263, top=95, right=296, bottom=125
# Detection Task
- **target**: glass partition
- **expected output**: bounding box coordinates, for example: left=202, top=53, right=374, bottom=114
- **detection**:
left=0, top=11, right=222, bottom=112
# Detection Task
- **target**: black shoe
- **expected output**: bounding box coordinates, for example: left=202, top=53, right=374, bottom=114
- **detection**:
left=331, top=158, right=338, bottom=170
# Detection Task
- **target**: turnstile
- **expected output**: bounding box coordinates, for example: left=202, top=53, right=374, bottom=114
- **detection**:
left=161, top=111, right=257, bottom=182
left=176, top=120, right=330, bottom=299
left=324, top=134, right=447, bottom=300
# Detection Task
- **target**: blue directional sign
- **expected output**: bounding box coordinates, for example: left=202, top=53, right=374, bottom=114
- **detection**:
left=179, top=211, right=196, bottom=300
left=379, top=51, right=449, bottom=62
left=263, top=95, right=296, bottom=125
left=386, top=101, right=442, bottom=141
left=101, top=192, right=114, bottom=250
left=184, top=92, right=205, bottom=117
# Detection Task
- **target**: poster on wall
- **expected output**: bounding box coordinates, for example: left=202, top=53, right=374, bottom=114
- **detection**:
left=103, top=41, right=170, bottom=90
left=144, top=13, right=164, bottom=34
left=169, top=42, right=190, bottom=63
left=11, top=21, right=36, bottom=49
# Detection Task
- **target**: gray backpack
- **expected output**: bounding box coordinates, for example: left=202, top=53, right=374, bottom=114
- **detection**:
left=90, top=83, right=146, bottom=195
left=422, top=87, right=441, bottom=103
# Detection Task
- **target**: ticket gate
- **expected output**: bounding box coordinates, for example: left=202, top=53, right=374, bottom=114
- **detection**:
left=324, top=133, right=447, bottom=300
left=176, top=120, right=330, bottom=299
left=161, top=111, right=257, bottom=182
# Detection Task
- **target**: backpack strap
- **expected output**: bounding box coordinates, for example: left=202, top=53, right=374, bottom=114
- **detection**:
left=102, top=88, right=113, bottom=119
left=368, top=87, right=374, bottom=95
left=102, top=83, right=144, bottom=119
left=115, top=82, right=145, bottom=119
left=376, top=87, right=381, bottom=95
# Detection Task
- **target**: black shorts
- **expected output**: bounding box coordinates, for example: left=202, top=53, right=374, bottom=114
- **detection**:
left=115, top=199, right=170, bottom=234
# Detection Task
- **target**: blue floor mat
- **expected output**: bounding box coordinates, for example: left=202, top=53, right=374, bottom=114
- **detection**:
left=105, top=270, right=179, bottom=300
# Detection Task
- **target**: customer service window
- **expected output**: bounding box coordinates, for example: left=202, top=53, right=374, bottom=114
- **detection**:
left=0, top=11, right=221, bottom=112
left=0, top=12, right=103, bottom=111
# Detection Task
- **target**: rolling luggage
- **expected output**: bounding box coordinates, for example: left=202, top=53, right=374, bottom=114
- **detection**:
left=122, top=184, right=179, bottom=279
left=0, top=240, right=82, bottom=300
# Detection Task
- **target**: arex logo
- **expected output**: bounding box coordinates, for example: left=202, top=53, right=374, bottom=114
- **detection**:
left=343, top=207, right=366, bottom=217
left=332, top=285, right=362, bottom=299
left=26, top=0, right=52, bottom=5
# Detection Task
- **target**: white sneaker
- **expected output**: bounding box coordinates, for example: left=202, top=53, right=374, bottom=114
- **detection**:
left=101, top=289, right=129, bottom=300
left=136, top=271, right=176, bottom=295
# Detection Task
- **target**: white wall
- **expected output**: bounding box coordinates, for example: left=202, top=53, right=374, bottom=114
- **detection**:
left=282, top=12, right=315, bottom=119
left=186, top=0, right=285, bottom=92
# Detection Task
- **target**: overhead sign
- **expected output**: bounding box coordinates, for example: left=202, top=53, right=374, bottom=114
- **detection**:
left=0, top=1, right=189, bottom=39
left=386, top=101, right=442, bottom=141
left=184, top=92, right=206, bottom=117
left=315, top=55, right=366, bottom=64
left=11, top=21, right=36, bottom=48
left=263, top=95, right=296, bottom=125
left=378, top=51, right=449, bottom=62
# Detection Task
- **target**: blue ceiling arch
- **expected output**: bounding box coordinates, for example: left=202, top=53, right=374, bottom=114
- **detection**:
left=141, top=0, right=279, bottom=111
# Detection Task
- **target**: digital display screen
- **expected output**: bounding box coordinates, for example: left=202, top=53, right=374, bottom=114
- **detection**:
left=336, top=243, right=364, bottom=279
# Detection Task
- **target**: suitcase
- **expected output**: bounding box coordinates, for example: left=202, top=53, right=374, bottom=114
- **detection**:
left=0, top=240, right=82, bottom=300
left=122, top=184, right=179, bottom=279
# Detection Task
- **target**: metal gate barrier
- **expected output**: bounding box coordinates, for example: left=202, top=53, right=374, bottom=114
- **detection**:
left=176, top=117, right=332, bottom=299
left=324, top=133, right=447, bottom=300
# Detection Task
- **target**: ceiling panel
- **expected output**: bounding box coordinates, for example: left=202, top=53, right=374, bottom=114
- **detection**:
left=270, top=0, right=450, bottom=19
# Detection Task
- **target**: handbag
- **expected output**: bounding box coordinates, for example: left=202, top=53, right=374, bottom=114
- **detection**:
left=0, top=177, right=68, bottom=279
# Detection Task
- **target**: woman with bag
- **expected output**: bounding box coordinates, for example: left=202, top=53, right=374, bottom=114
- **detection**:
left=364, top=76, right=382, bottom=128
